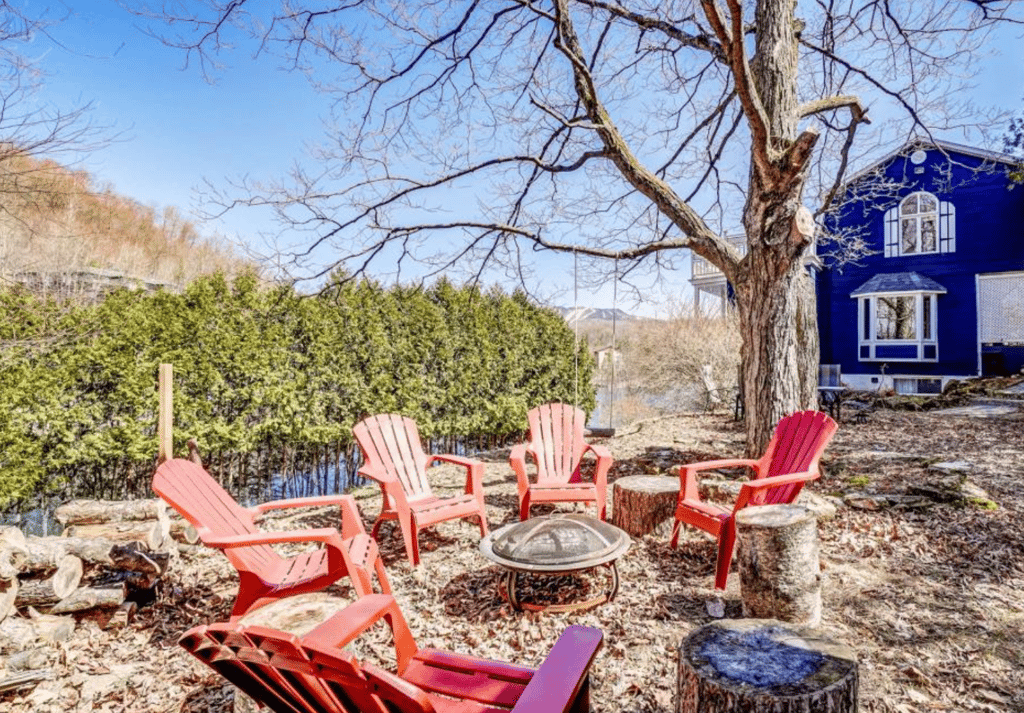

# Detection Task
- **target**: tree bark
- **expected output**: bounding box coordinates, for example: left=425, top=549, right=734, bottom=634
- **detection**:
left=735, top=505, right=821, bottom=626
left=612, top=476, right=679, bottom=537
left=676, top=618, right=857, bottom=713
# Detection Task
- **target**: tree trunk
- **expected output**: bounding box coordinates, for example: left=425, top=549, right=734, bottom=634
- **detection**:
left=735, top=260, right=817, bottom=456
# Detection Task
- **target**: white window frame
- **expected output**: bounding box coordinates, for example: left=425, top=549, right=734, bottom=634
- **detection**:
left=857, top=290, right=940, bottom=362
left=883, top=192, right=956, bottom=257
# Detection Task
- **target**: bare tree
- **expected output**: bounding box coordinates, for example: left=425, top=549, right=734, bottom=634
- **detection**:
left=0, top=3, right=107, bottom=241
left=133, top=0, right=1021, bottom=452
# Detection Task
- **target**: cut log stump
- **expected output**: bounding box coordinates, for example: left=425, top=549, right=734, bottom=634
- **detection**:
left=0, top=577, right=17, bottom=622
left=50, top=584, right=127, bottom=614
left=736, top=504, right=821, bottom=627
left=62, top=520, right=170, bottom=551
left=676, top=618, right=858, bottom=713
left=612, top=475, right=679, bottom=537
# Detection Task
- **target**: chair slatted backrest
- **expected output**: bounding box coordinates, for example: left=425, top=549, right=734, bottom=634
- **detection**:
left=153, top=459, right=277, bottom=573
left=353, top=414, right=432, bottom=501
left=528, top=404, right=588, bottom=484
left=758, top=410, right=838, bottom=504
left=181, top=622, right=400, bottom=713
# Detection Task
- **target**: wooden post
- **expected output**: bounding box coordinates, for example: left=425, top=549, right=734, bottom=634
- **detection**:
left=158, top=363, right=173, bottom=464
left=677, top=618, right=857, bottom=713
left=736, top=504, right=821, bottom=627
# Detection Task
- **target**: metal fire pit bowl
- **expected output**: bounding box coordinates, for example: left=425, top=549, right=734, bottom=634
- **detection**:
left=480, top=514, right=631, bottom=612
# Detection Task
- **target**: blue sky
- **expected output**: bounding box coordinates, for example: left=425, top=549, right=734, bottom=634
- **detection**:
left=27, top=3, right=1024, bottom=316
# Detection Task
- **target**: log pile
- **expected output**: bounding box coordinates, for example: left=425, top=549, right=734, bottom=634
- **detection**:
left=0, top=505, right=176, bottom=694
left=0, top=524, right=170, bottom=624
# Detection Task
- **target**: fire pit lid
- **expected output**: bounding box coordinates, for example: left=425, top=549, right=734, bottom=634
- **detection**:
left=480, top=514, right=630, bottom=573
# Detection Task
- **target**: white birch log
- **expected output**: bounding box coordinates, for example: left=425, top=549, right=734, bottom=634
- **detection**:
left=735, top=504, right=822, bottom=627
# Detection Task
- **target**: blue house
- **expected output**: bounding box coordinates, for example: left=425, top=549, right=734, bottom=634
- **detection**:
left=817, top=139, right=1024, bottom=395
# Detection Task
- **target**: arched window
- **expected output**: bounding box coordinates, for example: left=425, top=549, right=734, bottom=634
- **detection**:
left=883, top=192, right=955, bottom=257
left=900, top=192, right=937, bottom=254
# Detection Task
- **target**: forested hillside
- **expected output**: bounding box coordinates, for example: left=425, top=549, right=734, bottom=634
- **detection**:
left=0, top=154, right=250, bottom=289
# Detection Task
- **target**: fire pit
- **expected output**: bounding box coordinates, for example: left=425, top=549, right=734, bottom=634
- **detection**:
left=479, top=513, right=631, bottom=612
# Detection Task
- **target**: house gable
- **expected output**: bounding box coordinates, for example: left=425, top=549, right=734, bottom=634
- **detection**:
left=817, top=141, right=1024, bottom=388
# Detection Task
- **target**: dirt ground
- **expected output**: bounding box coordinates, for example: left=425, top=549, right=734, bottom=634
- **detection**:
left=2, top=406, right=1022, bottom=712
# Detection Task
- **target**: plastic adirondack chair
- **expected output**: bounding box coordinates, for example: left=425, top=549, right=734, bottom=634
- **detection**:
left=181, top=593, right=602, bottom=713
left=153, top=458, right=390, bottom=619
left=353, top=414, right=489, bottom=567
left=670, top=410, right=838, bottom=590
left=510, top=403, right=612, bottom=521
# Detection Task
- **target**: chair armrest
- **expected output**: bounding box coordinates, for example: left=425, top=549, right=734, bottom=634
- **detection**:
left=582, top=443, right=614, bottom=487
left=199, top=527, right=344, bottom=550
left=678, top=459, right=760, bottom=501
left=429, top=453, right=481, bottom=470
left=509, top=444, right=534, bottom=492
left=251, top=494, right=367, bottom=539
left=430, top=454, right=485, bottom=495
left=511, top=626, right=604, bottom=713
left=303, top=594, right=418, bottom=671
left=734, top=470, right=819, bottom=510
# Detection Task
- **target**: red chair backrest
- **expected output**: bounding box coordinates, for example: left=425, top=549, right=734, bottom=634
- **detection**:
left=526, top=403, right=589, bottom=484
left=353, top=414, right=433, bottom=501
left=153, top=459, right=276, bottom=574
left=758, top=410, right=838, bottom=503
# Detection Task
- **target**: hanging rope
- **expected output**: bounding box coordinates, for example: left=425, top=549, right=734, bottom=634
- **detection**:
left=573, top=249, right=580, bottom=409
left=608, top=258, right=618, bottom=430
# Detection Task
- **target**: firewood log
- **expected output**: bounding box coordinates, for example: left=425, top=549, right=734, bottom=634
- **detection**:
left=49, top=584, right=127, bottom=614
left=62, top=519, right=169, bottom=551
left=23, top=537, right=168, bottom=575
left=14, top=556, right=83, bottom=609
left=0, top=577, right=17, bottom=623
left=54, top=499, right=165, bottom=525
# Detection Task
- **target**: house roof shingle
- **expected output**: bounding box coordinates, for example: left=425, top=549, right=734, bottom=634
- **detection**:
left=850, top=272, right=948, bottom=296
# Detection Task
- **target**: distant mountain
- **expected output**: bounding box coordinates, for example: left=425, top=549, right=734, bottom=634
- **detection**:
left=555, top=306, right=638, bottom=323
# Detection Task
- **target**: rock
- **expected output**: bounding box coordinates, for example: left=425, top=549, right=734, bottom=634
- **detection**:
left=927, top=460, right=972, bottom=475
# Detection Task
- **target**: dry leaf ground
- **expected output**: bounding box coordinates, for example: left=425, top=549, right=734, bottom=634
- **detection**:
left=2, top=407, right=1022, bottom=713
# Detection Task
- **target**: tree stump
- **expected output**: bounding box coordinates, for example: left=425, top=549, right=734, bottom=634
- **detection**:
left=736, top=504, right=821, bottom=626
left=612, top=475, right=679, bottom=537
left=676, top=618, right=857, bottom=713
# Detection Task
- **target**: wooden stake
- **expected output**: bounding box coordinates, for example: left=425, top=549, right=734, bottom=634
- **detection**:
left=158, top=363, right=173, bottom=464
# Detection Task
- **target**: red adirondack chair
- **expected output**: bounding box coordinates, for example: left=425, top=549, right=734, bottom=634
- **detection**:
left=153, top=458, right=390, bottom=618
left=510, top=403, right=612, bottom=521
left=671, top=410, right=838, bottom=590
left=353, top=414, right=489, bottom=566
left=181, top=593, right=602, bottom=713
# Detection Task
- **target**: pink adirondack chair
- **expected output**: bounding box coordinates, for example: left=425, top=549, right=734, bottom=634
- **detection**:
left=353, top=414, right=489, bottom=566
left=153, top=458, right=390, bottom=618
left=180, top=593, right=603, bottom=713
left=671, top=410, right=838, bottom=589
left=510, top=403, right=612, bottom=521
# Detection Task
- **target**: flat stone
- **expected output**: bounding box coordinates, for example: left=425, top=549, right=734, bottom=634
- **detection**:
left=928, top=461, right=972, bottom=475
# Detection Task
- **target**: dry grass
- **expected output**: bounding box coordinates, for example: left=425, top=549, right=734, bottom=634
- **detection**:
left=2, top=409, right=1022, bottom=712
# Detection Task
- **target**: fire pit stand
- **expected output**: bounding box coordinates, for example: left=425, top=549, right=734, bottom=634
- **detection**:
left=480, top=514, right=631, bottom=613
